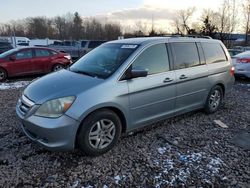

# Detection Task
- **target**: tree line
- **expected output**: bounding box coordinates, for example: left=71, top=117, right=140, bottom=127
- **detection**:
left=0, top=12, right=122, bottom=41
left=1, top=0, right=250, bottom=46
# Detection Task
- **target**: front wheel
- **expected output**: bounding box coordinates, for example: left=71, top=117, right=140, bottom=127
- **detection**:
left=77, top=109, right=122, bottom=156
left=204, top=85, right=223, bottom=113
left=0, top=68, right=7, bottom=82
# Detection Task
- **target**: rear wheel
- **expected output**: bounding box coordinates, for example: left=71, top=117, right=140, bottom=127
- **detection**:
left=52, top=64, right=64, bottom=72
left=0, top=68, right=7, bottom=82
left=204, top=85, right=223, bottom=113
left=77, top=109, right=122, bottom=156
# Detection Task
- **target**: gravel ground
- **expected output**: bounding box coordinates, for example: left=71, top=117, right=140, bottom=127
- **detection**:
left=0, top=78, right=249, bottom=187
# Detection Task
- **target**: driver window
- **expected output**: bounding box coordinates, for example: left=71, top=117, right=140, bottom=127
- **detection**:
left=15, top=50, right=33, bottom=60
left=132, top=43, right=170, bottom=75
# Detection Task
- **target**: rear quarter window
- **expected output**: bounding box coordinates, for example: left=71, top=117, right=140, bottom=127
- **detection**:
left=201, top=42, right=227, bottom=64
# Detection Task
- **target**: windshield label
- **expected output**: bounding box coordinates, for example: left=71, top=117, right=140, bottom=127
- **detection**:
left=121, top=45, right=137, bottom=49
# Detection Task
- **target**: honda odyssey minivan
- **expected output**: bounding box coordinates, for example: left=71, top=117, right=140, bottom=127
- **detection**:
left=16, top=37, right=235, bottom=156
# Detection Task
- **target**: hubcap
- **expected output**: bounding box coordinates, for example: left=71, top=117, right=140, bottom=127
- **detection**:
left=0, top=71, right=5, bottom=80
left=53, top=65, right=63, bottom=71
left=88, top=119, right=116, bottom=149
left=209, top=90, right=221, bottom=110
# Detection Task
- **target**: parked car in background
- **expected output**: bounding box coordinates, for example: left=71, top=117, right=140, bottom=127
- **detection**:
left=80, top=40, right=107, bottom=54
left=49, top=40, right=107, bottom=60
left=0, top=41, right=13, bottom=54
left=231, top=51, right=250, bottom=78
left=16, top=37, right=234, bottom=156
left=0, top=47, right=72, bottom=81
left=228, top=49, right=244, bottom=57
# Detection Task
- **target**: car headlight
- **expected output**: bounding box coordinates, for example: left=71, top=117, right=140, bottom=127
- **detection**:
left=35, top=96, right=75, bottom=118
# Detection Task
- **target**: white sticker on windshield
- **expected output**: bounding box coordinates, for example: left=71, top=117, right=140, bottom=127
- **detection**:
left=121, top=44, right=138, bottom=49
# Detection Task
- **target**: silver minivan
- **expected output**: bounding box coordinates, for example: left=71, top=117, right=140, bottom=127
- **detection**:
left=16, top=37, right=235, bottom=155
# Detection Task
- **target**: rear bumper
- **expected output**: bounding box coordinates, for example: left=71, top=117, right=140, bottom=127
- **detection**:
left=234, top=72, right=250, bottom=78
left=16, top=105, right=80, bottom=151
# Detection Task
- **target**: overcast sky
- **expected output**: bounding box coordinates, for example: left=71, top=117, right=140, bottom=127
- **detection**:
left=1, top=0, right=224, bottom=32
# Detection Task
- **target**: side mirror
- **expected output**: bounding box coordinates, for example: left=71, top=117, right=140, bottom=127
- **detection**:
left=130, top=67, right=148, bottom=79
left=9, top=55, right=16, bottom=61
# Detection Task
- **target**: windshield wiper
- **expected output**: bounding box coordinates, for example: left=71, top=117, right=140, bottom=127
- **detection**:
left=71, top=69, right=96, bottom=78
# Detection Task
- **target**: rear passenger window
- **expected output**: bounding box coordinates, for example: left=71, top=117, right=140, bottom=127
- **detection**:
left=172, top=42, right=200, bottom=69
left=35, top=49, right=51, bottom=57
left=202, top=43, right=227, bottom=64
left=132, top=43, right=169, bottom=75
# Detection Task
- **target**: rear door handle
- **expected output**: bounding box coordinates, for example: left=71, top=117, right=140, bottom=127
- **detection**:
left=179, top=75, right=188, bottom=79
left=163, top=77, right=173, bottom=83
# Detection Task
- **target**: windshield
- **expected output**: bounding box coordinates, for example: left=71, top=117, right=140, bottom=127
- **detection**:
left=69, top=43, right=138, bottom=79
left=0, top=48, right=18, bottom=58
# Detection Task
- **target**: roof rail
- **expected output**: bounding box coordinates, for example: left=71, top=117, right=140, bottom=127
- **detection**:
left=185, top=35, right=212, bottom=39
left=164, top=34, right=212, bottom=39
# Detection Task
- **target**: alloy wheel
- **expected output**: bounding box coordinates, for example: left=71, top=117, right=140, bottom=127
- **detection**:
left=209, top=89, right=221, bottom=110
left=88, top=119, right=116, bottom=149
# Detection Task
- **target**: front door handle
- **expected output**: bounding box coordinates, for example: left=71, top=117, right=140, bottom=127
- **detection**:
left=163, top=77, right=173, bottom=83
left=179, top=75, right=188, bottom=79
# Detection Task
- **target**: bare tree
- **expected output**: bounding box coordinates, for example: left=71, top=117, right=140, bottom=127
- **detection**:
left=217, top=0, right=238, bottom=45
left=174, top=7, right=196, bottom=35
left=243, top=0, right=250, bottom=45
left=200, top=9, right=218, bottom=38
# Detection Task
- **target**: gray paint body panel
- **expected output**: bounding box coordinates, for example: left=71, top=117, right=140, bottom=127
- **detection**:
left=16, top=37, right=235, bottom=150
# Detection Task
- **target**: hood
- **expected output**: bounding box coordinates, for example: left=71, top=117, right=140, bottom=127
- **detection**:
left=24, top=69, right=104, bottom=104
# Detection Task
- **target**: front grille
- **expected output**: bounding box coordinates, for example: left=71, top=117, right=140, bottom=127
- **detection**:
left=18, top=95, right=35, bottom=116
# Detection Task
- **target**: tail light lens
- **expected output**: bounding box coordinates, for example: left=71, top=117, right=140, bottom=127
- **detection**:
left=230, top=66, right=235, bottom=76
left=237, top=58, right=250, bottom=63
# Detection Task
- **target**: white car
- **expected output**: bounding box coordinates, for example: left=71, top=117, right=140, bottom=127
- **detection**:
left=232, top=51, right=250, bottom=78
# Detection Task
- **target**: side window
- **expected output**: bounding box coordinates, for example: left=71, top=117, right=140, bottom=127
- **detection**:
left=132, top=43, right=170, bottom=75
left=35, top=49, right=51, bottom=57
left=51, top=50, right=58, bottom=55
left=172, top=42, right=200, bottom=70
left=201, top=43, right=227, bottom=64
left=15, top=50, right=33, bottom=60
left=81, top=41, right=87, bottom=48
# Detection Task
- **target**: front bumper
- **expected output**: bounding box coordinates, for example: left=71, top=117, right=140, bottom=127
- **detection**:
left=16, top=99, right=80, bottom=151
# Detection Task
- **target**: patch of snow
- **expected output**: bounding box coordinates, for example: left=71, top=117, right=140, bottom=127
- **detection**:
left=157, top=147, right=167, bottom=155
left=237, top=83, right=250, bottom=87
left=154, top=148, right=225, bottom=187
left=114, top=175, right=125, bottom=184
left=207, top=157, right=223, bottom=174
left=103, top=185, right=109, bottom=188
left=0, top=81, right=31, bottom=90
left=71, top=179, right=79, bottom=188
left=83, top=185, right=93, bottom=188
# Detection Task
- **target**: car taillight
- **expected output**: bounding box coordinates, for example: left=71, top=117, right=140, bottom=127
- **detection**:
left=230, top=66, right=235, bottom=76
left=237, top=58, right=250, bottom=63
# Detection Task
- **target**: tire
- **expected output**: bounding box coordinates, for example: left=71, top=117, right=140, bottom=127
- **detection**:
left=0, top=68, right=7, bottom=82
left=52, top=64, right=64, bottom=72
left=204, top=85, right=223, bottom=113
left=77, top=109, right=122, bottom=156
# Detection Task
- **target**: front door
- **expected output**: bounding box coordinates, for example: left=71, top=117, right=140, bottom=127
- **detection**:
left=127, top=43, right=176, bottom=128
left=8, top=49, right=33, bottom=76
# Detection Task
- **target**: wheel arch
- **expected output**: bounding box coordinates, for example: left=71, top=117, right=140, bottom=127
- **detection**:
left=214, top=83, right=225, bottom=97
left=74, top=106, right=128, bottom=148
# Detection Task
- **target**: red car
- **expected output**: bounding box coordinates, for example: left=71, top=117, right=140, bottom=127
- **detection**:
left=0, top=47, right=72, bottom=81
